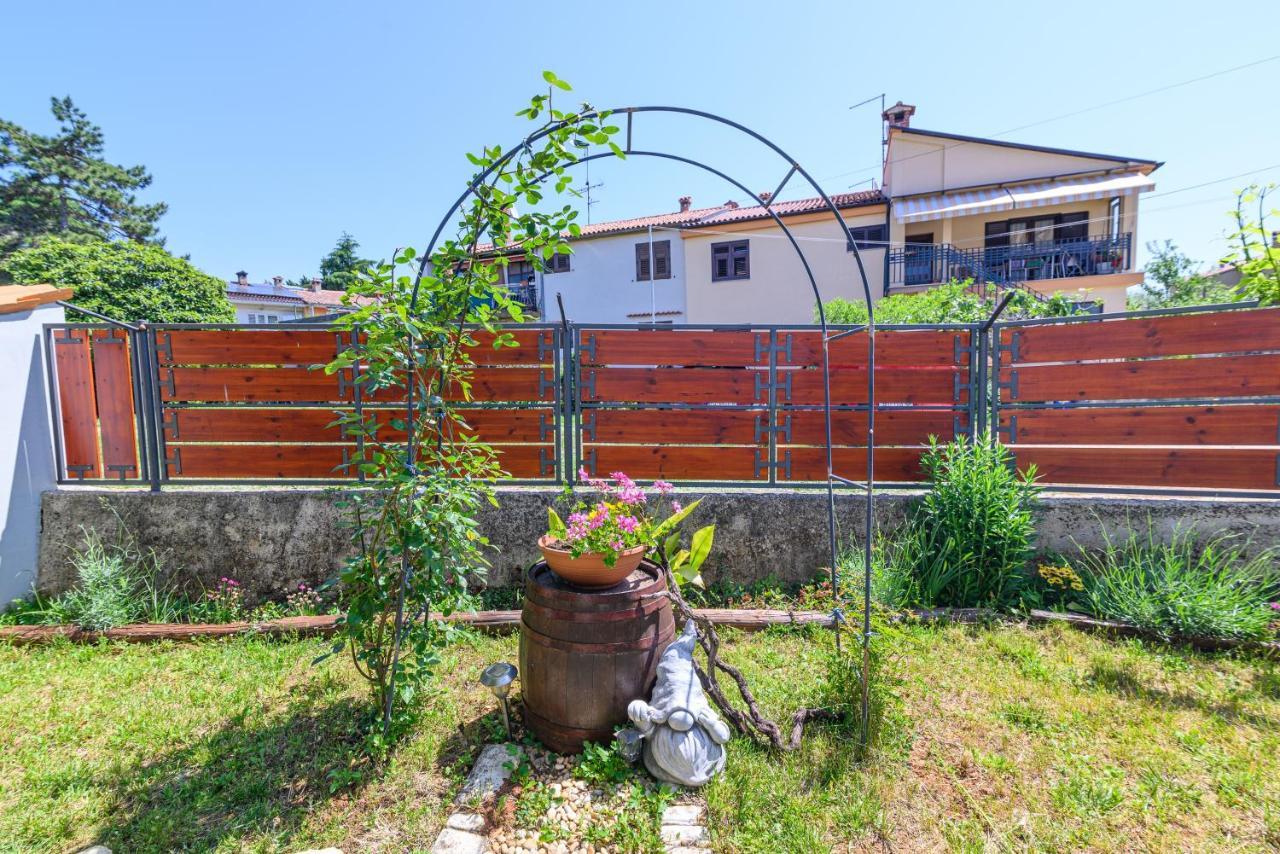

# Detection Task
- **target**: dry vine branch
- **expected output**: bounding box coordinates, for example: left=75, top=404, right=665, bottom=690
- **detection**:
left=657, top=568, right=841, bottom=752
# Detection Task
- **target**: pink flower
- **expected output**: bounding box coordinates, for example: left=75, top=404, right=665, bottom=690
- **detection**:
left=618, top=515, right=639, bottom=533
left=653, top=480, right=674, bottom=495
left=611, top=538, right=624, bottom=550
left=617, top=484, right=646, bottom=505
left=578, top=466, right=590, bottom=481
left=671, top=500, right=683, bottom=513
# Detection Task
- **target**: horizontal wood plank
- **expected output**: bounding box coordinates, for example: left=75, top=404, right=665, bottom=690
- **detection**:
left=1002, top=307, right=1280, bottom=364
left=580, top=329, right=763, bottom=366
left=1001, top=405, right=1280, bottom=446
left=163, top=366, right=344, bottom=403
left=782, top=408, right=961, bottom=446
left=170, top=406, right=553, bottom=445
left=169, top=444, right=355, bottom=478
left=363, top=367, right=553, bottom=404
left=780, top=447, right=927, bottom=483
left=465, top=328, right=555, bottom=365
left=785, top=367, right=962, bottom=406
left=1011, top=446, right=1280, bottom=491
left=783, top=329, right=967, bottom=367
left=1004, top=354, right=1280, bottom=403
left=168, top=441, right=552, bottom=479
left=583, top=408, right=765, bottom=445
left=159, top=329, right=342, bottom=366
left=582, top=445, right=764, bottom=480
left=584, top=367, right=764, bottom=404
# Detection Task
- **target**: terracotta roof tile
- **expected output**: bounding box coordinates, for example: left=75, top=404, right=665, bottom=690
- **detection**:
left=478, top=189, right=884, bottom=252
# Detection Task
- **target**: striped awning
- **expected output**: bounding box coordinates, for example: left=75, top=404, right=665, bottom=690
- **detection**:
left=894, top=172, right=1155, bottom=223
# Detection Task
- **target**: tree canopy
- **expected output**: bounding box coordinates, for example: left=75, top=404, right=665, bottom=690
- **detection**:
left=318, top=233, right=373, bottom=291
left=0, top=238, right=234, bottom=323
left=1130, top=240, right=1237, bottom=309
left=0, top=97, right=165, bottom=256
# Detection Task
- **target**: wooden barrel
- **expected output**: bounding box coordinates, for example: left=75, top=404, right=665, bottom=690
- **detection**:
left=519, top=559, right=674, bottom=754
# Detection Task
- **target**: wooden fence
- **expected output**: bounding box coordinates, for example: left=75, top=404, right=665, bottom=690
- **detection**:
left=43, top=304, right=1280, bottom=495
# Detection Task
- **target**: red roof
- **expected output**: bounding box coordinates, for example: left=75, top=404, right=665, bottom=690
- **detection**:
left=226, top=282, right=370, bottom=308
left=477, top=190, right=884, bottom=252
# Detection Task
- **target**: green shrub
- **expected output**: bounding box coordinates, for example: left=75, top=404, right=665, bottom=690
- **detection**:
left=1075, top=527, right=1280, bottom=641
left=822, top=280, right=1082, bottom=324
left=880, top=435, right=1040, bottom=609
left=50, top=529, right=147, bottom=630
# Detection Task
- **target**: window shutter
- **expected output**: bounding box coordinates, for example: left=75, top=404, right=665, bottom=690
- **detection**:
left=635, top=243, right=650, bottom=280
left=654, top=241, right=670, bottom=278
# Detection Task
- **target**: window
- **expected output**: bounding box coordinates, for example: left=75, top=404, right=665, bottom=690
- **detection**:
left=848, top=224, right=887, bottom=250
left=711, top=240, right=750, bottom=281
left=546, top=252, right=571, bottom=273
left=247, top=312, right=280, bottom=324
left=983, top=211, right=1091, bottom=249
left=1108, top=197, right=1122, bottom=239
left=635, top=240, right=671, bottom=281
left=504, top=259, right=535, bottom=285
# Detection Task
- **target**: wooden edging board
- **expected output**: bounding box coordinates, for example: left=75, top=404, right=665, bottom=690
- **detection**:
left=3, top=606, right=1274, bottom=655
left=0, top=608, right=834, bottom=647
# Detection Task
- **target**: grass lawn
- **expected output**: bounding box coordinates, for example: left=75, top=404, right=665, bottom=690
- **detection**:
left=2, top=621, right=1279, bottom=852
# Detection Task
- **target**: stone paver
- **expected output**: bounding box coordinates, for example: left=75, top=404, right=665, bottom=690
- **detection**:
left=660, top=824, right=709, bottom=846
left=661, top=804, right=705, bottom=825
left=458, top=743, right=523, bottom=802
left=447, top=812, right=487, bottom=832
left=430, top=827, right=487, bottom=854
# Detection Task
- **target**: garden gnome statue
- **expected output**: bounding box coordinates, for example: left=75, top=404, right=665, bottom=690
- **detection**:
left=627, top=620, right=731, bottom=787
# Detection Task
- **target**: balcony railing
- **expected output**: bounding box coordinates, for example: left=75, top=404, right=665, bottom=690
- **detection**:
left=889, top=234, right=1133, bottom=290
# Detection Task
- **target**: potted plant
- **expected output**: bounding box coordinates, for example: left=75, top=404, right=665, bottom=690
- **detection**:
left=541, top=470, right=713, bottom=589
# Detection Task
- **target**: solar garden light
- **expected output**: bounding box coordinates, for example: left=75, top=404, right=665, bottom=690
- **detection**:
left=480, top=662, right=518, bottom=738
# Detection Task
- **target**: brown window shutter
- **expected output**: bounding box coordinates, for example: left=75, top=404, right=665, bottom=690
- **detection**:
left=635, top=242, right=650, bottom=280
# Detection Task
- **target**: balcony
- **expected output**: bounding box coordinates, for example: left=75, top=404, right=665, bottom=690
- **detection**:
left=508, top=282, right=540, bottom=312
left=888, top=234, right=1133, bottom=290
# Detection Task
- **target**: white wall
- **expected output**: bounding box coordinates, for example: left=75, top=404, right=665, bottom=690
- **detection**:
left=540, top=230, right=686, bottom=324
left=683, top=211, right=889, bottom=325
left=231, top=301, right=303, bottom=323
left=0, top=302, right=62, bottom=605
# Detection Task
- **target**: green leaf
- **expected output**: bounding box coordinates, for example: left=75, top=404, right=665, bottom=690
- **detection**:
left=542, top=70, right=572, bottom=91
left=547, top=508, right=567, bottom=540
left=687, top=525, right=715, bottom=574
left=651, top=498, right=701, bottom=541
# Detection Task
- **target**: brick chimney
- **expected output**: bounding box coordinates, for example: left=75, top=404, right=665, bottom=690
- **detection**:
left=758, top=191, right=773, bottom=204
left=882, top=101, right=916, bottom=129
left=678, top=196, right=692, bottom=213
left=235, top=270, right=249, bottom=286
left=723, top=200, right=740, bottom=210
left=310, top=276, right=323, bottom=293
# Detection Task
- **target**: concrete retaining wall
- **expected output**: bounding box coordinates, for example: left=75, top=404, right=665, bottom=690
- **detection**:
left=34, top=487, right=1280, bottom=605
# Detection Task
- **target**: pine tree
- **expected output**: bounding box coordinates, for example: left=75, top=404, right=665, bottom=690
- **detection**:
left=318, top=232, right=373, bottom=291
left=0, top=96, right=166, bottom=256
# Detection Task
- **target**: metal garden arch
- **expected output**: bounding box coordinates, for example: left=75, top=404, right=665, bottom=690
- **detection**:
left=399, top=105, right=880, bottom=744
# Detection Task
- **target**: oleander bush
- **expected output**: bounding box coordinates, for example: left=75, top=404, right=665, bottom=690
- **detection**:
left=876, top=435, right=1040, bottom=609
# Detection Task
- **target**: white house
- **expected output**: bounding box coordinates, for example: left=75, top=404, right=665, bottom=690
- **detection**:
left=225, top=272, right=355, bottom=323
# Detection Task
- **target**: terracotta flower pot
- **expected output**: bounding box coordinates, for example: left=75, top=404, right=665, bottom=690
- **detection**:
left=537, top=535, right=648, bottom=589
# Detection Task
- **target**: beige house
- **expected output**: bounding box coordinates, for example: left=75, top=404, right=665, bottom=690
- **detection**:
left=882, top=102, right=1158, bottom=313
left=225, top=272, right=355, bottom=323
left=485, top=100, right=1158, bottom=323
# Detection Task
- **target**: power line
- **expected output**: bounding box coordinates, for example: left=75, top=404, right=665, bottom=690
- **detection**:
left=812, top=53, right=1280, bottom=185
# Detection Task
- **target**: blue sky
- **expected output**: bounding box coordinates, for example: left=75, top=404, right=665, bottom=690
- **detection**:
left=4, top=0, right=1278, bottom=282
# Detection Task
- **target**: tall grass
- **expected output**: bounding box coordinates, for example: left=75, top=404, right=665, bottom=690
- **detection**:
left=1075, top=526, right=1280, bottom=641
left=40, top=526, right=183, bottom=630
left=877, top=435, right=1040, bottom=609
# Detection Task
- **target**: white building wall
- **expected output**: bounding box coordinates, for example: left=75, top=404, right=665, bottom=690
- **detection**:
left=537, top=230, right=686, bottom=324
left=1, top=301, right=62, bottom=604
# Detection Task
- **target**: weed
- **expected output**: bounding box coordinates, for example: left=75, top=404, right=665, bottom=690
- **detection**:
left=1074, top=525, right=1280, bottom=641
left=998, top=701, right=1050, bottom=733
left=1051, top=762, right=1125, bottom=816
left=573, top=739, right=630, bottom=786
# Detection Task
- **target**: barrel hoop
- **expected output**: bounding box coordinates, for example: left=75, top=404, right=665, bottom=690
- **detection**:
left=520, top=619, right=674, bottom=654
left=523, top=706, right=614, bottom=744
left=526, top=562, right=666, bottom=606
left=522, top=596, right=668, bottom=625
